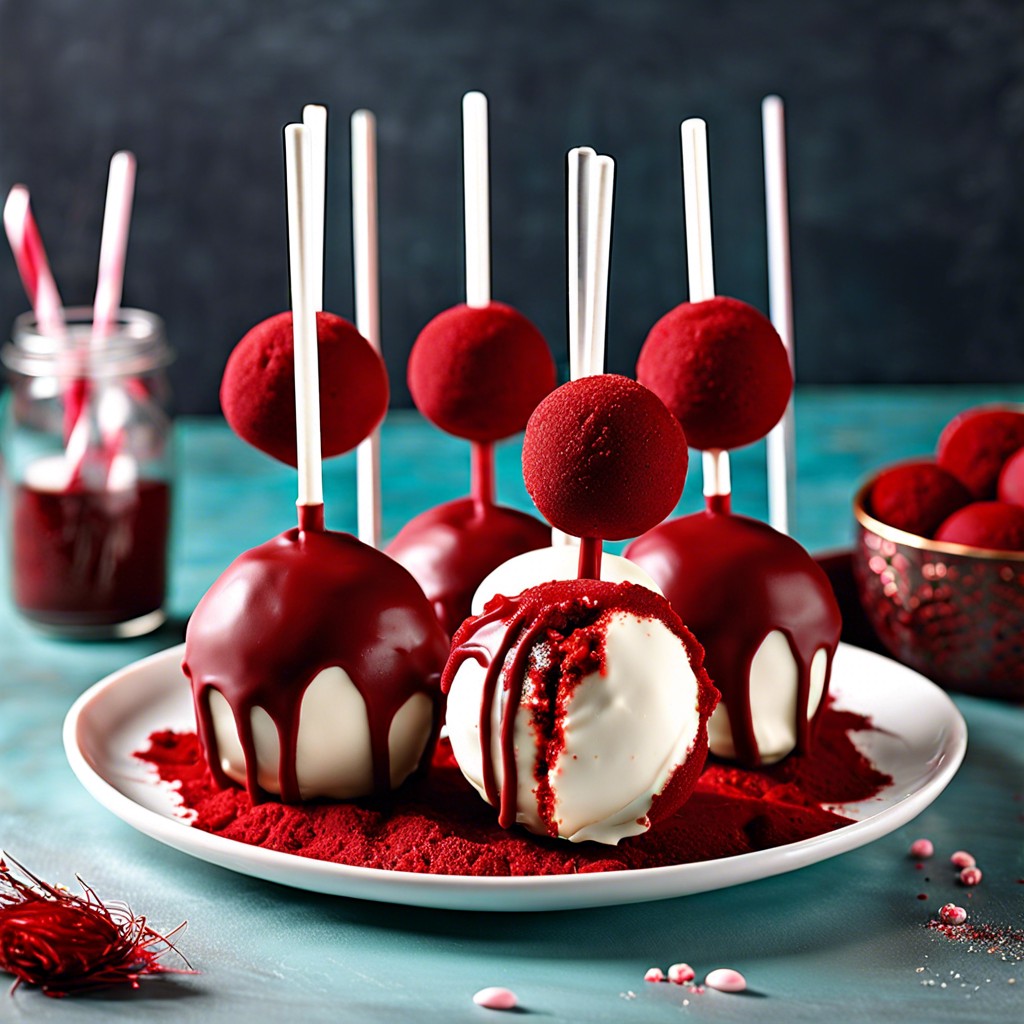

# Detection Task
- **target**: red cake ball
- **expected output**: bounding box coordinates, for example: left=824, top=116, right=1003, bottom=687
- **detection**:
left=636, top=296, right=792, bottom=451
left=998, top=447, right=1024, bottom=506
left=936, top=406, right=1024, bottom=499
left=221, top=311, right=389, bottom=467
left=934, top=501, right=1024, bottom=551
left=869, top=461, right=972, bottom=537
left=522, top=375, right=687, bottom=540
left=407, top=302, right=556, bottom=442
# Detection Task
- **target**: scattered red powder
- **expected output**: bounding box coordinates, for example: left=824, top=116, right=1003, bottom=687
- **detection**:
left=925, top=920, right=1024, bottom=963
left=137, top=703, right=891, bottom=876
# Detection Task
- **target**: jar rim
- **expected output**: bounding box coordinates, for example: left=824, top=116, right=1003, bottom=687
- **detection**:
left=2, top=307, right=174, bottom=377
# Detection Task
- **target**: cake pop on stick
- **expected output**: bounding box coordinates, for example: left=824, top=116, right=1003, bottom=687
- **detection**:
left=184, top=120, right=448, bottom=804
left=352, top=109, right=383, bottom=549
left=387, top=91, right=555, bottom=635
left=627, top=118, right=839, bottom=768
left=762, top=96, right=796, bottom=535
left=471, top=148, right=662, bottom=612
left=444, top=373, right=716, bottom=844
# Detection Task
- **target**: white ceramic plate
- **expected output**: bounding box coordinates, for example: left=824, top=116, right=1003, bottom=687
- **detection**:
left=64, top=643, right=966, bottom=912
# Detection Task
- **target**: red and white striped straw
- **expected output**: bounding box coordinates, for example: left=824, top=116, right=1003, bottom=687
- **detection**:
left=3, top=185, right=65, bottom=336
left=92, top=151, right=137, bottom=341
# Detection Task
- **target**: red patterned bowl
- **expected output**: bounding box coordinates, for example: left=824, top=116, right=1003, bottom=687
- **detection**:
left=853, top=478, right=1024, bottom=701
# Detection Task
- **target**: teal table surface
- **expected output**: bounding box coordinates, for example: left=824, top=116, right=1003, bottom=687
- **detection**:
left=1, top=387, right=1022, bottom=1023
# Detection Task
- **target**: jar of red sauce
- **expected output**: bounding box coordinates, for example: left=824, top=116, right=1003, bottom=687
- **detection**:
left=2, top=308, right=174, bottom=638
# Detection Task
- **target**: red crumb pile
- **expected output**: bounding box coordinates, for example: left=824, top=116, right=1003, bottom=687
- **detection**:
left=137, top=703, right=890, bottom=876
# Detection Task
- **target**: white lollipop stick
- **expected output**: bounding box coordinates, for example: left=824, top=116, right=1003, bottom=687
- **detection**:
left=763, top=95, right=796, bottom=535
left=92, top=151, right=136, bottom=341
left=567, top=147, right=595, bottom=383
left=302, top=104, right=328, bottom=313
left=463, top=91, right=490, bottom=308
left=681, top=118, right=730, bottom=503
left=587, top=154, right=615, bottom=377
left=284, top=123, right=323, bottom=516
left=352, top=109, right=383, bottom=549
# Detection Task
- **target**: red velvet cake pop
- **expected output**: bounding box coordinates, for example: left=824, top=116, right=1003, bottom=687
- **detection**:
left=442, top=373, right=716, bottom=844
left=934, top=501, right=1024, bottom=551
left=936, top=406, right=1024, bottom=499
left=408, top=302, right=555, bottom=442
left=522, top=374, right=688, bottom=541
left=627, top=510, right=841, bottom=767
left=221, top=311, right=388, bottom=467
left=998, top=447, right=1024, bottom=506
left=636, top=296, right=792, bottom=451
left=869, top=461, right=972, bottom=538
left=388, top=305, right=555, bottom=635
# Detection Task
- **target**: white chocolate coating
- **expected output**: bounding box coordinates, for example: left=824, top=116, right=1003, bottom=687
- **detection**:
left=471, top=545, right=662, bottom=615
left=706, top=631, right=828, bottom=764
left=445, top=609, right=703, bottom=845
left=208, top=666, right=433, bottom=800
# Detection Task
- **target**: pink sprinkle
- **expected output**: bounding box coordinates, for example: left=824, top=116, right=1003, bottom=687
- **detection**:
left=705, top=968, right=747, bottom=993
left=951, top=850, right=976, bottom=869
left=959, top=866, right=983, bottom=886
left=644, top=968, right=665, bottom=983
left=909, top=838, right=934, bottom=859
left=472, top=987, right=517, bottom=1010
left=668, top=963, right=696, bottom=984
left=939, top=903, right=967, bottom=926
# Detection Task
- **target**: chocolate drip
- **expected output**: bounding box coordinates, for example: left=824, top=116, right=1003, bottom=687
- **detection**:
left=386, top=496, right=550, bottom=637
left=183, top=527, right=449, bottom=803
left=626, top=507, right=841, bottom=766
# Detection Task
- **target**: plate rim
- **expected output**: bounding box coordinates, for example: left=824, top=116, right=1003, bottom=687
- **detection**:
left=63, top=642, right=968, bottom=912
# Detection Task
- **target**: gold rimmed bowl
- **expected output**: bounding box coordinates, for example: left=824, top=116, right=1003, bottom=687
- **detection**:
left=853, top=477, right=1024, bottom=701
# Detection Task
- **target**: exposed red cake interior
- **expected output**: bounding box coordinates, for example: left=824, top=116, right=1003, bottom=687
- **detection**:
left=936, top=406, right=1024, bottom=499
left=220, top=311, right=388, bottom=467
left=997, top=447, right=1024, bottom=507
left=522, top=374, right=687, bottom=540
left=138, top=700, right=890, bottom=875
left=869, top=460, right=972, bottom=537
left=636, top=296, right=792, bottom=451
left=385, top=497, right=550, bottom=637
left=407, top=302, right=555, bottom=442
left=934, top=501, right=1024, bottom=551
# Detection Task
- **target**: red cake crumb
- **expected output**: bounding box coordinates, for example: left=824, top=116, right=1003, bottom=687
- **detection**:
left=136, top=702, right=890, bottom=876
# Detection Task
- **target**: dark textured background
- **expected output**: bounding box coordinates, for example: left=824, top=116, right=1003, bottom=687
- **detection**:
left=1, top=0, right=1022, bottom=414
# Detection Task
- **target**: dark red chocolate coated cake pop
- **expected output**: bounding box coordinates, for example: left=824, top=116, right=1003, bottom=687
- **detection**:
left=183, top=526, right=449, bottom=803
left=936, top=406, right=1024, bottom=500
left=934, top=501, right=1024, bottom=551
left=407, top=302, right=556, bottom=442
left=221, top=311, right=389, bottom=467
left=522, top=374, right=688, bottom=541
left=869, top=461, right=972, bottom=538
left=626, top=510, right=841, bottom=767
left=386, top=498, right=550, bottom=638
left=636, top=296, right=792, bottom=451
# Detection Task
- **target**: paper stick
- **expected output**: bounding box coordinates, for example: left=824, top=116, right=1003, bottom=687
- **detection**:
left=587, top=154, right=615, bottom=377
left=681, top=118, right=730, bottom=503
left=352, top=109, right=383, bottom=549
left=92, top=151, right=136, bottom=341
left=463, top=91, right=490, bottom=308
left=284, top=123, right=323, bottom=514
left=567, top=147, right=595, bottom=383
left=303, top=104, right=328, bottom=313
left=3, top=186, right=65, bottom=336
left=763, top=95, right=796, bottom=535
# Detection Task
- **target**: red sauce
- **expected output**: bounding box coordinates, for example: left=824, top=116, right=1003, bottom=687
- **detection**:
left=138, top=701, right=890, bottom=874
left=12, top=479, right=170, bottom=628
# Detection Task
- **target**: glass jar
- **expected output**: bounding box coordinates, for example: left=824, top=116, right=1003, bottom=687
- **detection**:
left=1, top=308, right=174, bottom=638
